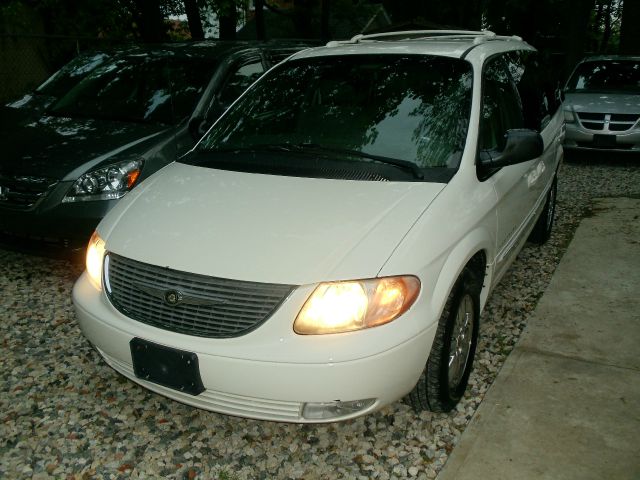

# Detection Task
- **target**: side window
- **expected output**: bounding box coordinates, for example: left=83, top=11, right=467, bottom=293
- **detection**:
left=218, top=60, right=265, bottom=108
left=480, top=56, right=524, bottom=152
left=506, top=51, right=560, bottom=131
left=169, top=60, right=217, bottom=121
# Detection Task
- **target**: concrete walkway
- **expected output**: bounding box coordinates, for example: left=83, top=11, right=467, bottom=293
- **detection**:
left=439, top=197, right=640, bottom=480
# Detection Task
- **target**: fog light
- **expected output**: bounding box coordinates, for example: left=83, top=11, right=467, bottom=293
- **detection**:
left=302, top=398, right=376, bottom=420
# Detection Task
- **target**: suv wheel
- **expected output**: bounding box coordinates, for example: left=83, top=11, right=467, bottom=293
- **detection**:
left=408, top=267, right=480, bottom=413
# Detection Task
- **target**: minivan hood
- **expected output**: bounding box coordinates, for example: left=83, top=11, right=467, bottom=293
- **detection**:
left=0, top=115, right=168, bottom=180
left=101, top=162, right=445, bottom=285
left=564, top=92, right=640, bottom=114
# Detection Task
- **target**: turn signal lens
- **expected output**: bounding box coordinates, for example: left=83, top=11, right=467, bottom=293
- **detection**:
left=294, top=276, right=420, bottom=335
left=86, top=231, right=106, bottom=290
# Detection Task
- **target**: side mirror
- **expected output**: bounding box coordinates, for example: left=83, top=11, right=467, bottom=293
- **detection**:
left=559, top=88, right=566, bottom=102
left=479, top=129, right=543, bottom=169
left=188, top=115, right=211, bottom=141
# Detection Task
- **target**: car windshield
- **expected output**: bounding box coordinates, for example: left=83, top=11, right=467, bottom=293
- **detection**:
left=36, top=52, right=112, bottom=99
left=193, top=54, right=473, bottom=182
left=566, top=59, right=640, bottom=94
left=49, top=56, right=216, bottom=124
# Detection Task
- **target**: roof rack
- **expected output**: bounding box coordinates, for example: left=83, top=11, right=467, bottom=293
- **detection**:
left=326, top=30, right=523, bottom=47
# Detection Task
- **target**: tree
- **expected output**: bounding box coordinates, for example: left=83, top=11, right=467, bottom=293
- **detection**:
left=620, top=0, right=640, bottom=54
left=255, top=0, right=266, bottom=40
left=382, top=0, right=483, bottom=30
left=184, top=0, right=205, bottom=40
left=293, top=0, right=313, bottom=37
left=218, top=0, right=238, bottom=39
left=131, top=0, right=168, bottom=42
left=320, top=0, right=330, bottom=42
left=563, top=0, right=596, bottom=75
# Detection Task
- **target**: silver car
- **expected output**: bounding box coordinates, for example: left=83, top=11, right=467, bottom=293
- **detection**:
left=563, top=55, right=640, bottom=152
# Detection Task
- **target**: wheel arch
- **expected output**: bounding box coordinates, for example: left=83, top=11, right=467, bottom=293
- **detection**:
left=429, top=230, right=493, bottom=323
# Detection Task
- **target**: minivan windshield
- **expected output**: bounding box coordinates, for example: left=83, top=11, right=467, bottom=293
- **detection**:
left=193, top=54, right=473, bottom=182
left=49, top=56, right=216, bottom=124
left=566, top=59, right=640, bottom=94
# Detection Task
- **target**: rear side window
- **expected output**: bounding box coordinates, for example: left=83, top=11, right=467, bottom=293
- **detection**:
left=505, top=51, right=560, bottom=131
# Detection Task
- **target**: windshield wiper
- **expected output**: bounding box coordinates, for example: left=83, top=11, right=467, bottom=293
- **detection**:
left=288, top=143, right=425, bottom=180
left=207, top=144, right=298, bottom=154
left=205, top=143, right=425, bottom=179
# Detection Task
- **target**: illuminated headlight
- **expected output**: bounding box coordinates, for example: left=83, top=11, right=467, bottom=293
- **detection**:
left=294, top=276, right=420, bottom=335
left=63, top=159, right=142, bottom=202
left=86, top=231, right=106, bottom=290
left=563, top=109, right=575, bottom=123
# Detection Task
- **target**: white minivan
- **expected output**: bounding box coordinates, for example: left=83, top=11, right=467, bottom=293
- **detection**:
left=73, top=31, right=564, bottom=422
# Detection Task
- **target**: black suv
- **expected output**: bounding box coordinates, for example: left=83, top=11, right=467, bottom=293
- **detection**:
left=0, top=41, right=309, bottom=254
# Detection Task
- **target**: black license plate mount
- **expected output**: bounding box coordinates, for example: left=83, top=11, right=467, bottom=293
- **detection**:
left=130, top=338, right=205, bottom=396
left=593, top=134, right=617, bottom=148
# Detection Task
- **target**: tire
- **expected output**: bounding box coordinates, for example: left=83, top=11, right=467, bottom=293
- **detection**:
left=408, top=268, right=480, bottom=413
left=528, top=176, right=557, bottom=245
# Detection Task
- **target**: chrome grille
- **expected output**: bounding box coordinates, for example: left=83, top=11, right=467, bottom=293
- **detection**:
left=104, top=253, right=296, bottom=338
left=577, top=112, right=640, bottom=132
left=0, top=173, right=58, bottom=209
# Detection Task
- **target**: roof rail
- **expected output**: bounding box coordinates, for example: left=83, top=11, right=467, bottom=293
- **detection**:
left=338, top=30, right=522, bottom=45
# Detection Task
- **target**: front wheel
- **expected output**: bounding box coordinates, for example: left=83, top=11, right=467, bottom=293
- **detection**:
left=529, top=177, right=557, bottom=245
left=408, top=268, right=480, bottom=413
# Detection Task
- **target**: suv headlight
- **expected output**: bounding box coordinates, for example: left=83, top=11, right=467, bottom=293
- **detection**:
left=294, top=276, right=420, bottom=335
left=63, top=159, right=142, bottom=203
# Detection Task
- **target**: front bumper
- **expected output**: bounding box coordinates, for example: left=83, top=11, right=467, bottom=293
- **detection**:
left=73, top=272, right=437, bottom=423
left=563, top=123, right=640, bottom=152
left=0, top=182, right=118, bottom=254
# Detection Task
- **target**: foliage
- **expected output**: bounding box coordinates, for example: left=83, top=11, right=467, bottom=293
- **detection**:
left=588, top=0, right=623, bottom=52
left=1, top=0, right=633, bottom=56
left=0, top=0, right=133, bottom=37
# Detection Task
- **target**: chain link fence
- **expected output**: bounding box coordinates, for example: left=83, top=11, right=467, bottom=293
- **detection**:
left=0, top=34, right=127, bottom=103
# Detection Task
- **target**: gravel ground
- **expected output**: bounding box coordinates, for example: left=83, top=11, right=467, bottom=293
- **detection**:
left=2, top=157, right=639, bottom=480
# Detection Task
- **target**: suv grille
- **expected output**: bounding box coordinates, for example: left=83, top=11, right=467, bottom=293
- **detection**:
left=0, top=174, right=58, bottom=209
left=104, top=253, right=296, bottom=338
left=577, top=112, right=640, bottom=132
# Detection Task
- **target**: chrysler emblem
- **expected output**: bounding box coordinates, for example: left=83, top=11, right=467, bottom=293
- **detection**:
left=163, top=289, right=183, bottom=306
left=132, top=282, right=228, bottom=307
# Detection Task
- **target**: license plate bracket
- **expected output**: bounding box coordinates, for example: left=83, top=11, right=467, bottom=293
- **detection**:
left=593, top=134, right=617, bottom=148
left=130, top=338, right=205, bottom=396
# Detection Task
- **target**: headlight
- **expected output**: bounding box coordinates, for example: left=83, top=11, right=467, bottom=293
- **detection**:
left=63, top=159, right=142, bottom=203
left=294, top=276, right=420, bottom=335
left=86, top=231, right=106, bottom=289
left=563, top=109, right=575, bottom=123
